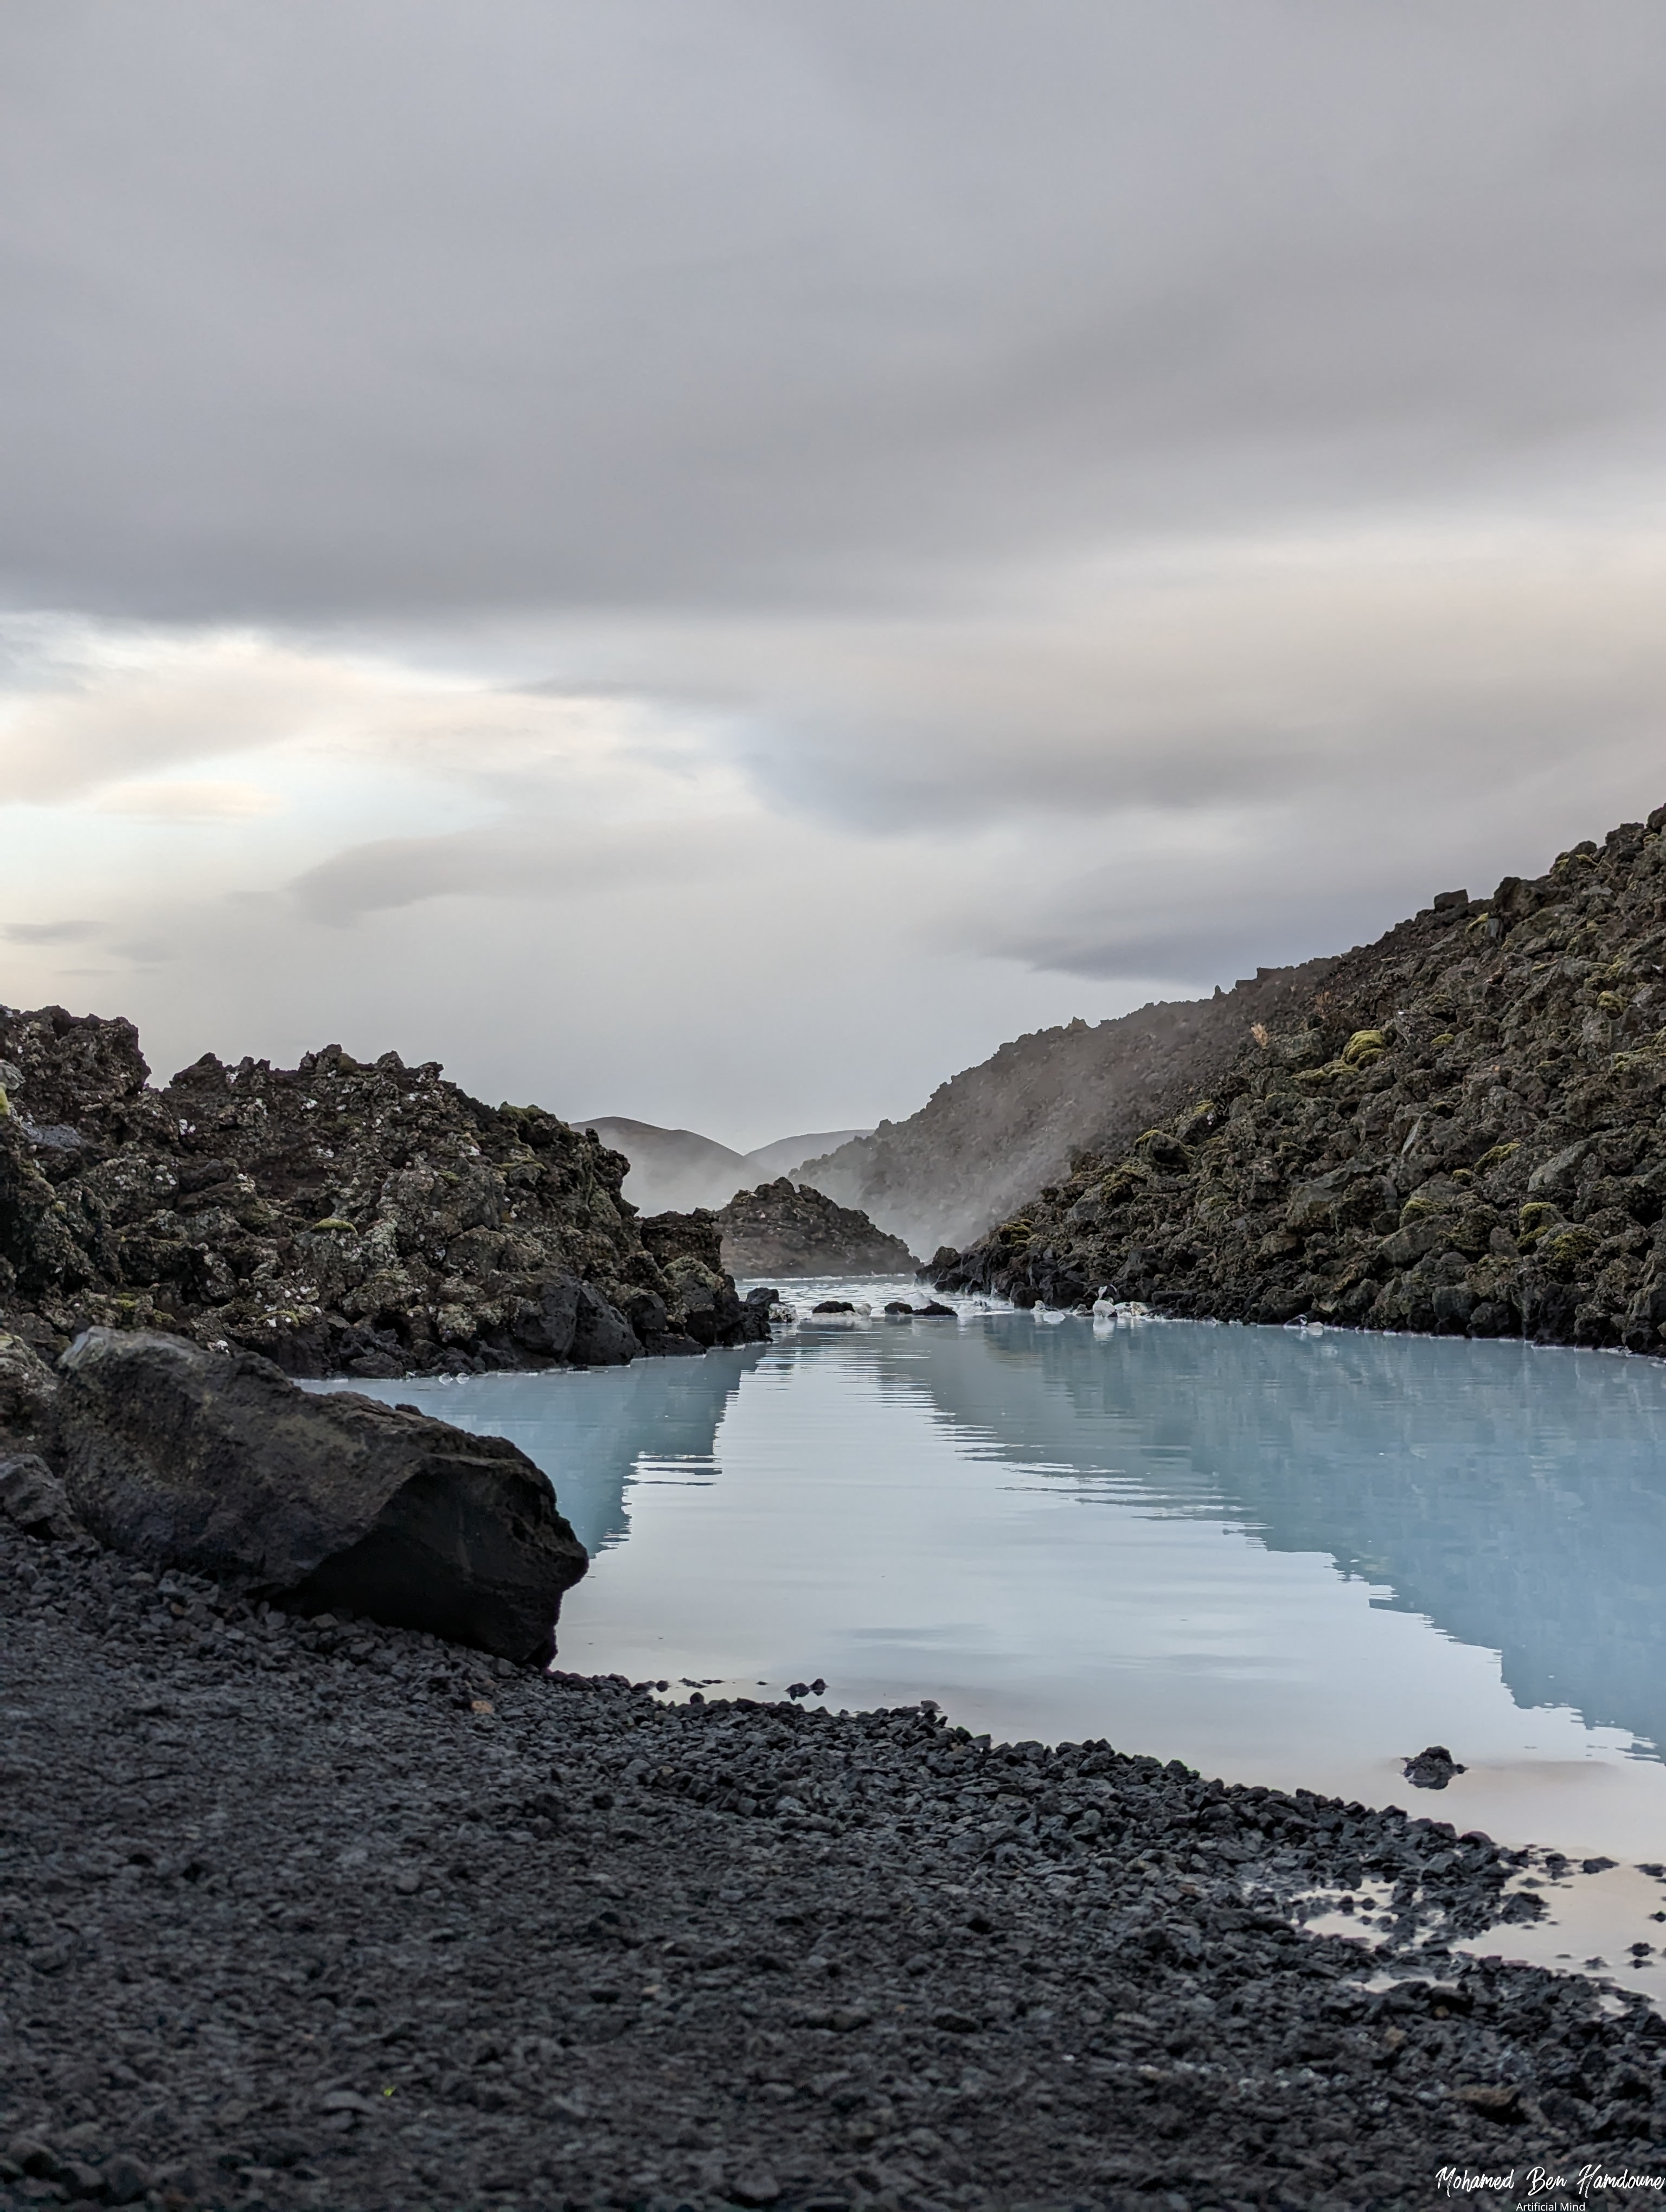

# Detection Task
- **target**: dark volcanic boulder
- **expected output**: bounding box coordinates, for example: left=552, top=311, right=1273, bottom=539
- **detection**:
left=715, top=1179, right=920, bottom=1278
left=56, top=1329, right=586, bottom=1664
left=637, top=1209, right=772, bottom=1346
left=510, top=1272, right=638, bottom=1365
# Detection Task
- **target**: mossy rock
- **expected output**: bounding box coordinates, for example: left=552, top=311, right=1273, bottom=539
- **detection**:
left=310, top=1217, right=358, bottom=1234
left=1100, top=1166, right=1149, bottom=1201
left=1341, top=1029, right=1387, bottom=1066
left=1543, top=1226, right=1600, bottom=1280
left=1473, top=1141, right=1520, bottom=1172
left=1134, top=1128, right=1190, bottom=1168
left=1553, top=844, right=1599, bottom=876
left=1399, top=1195, right=1444, bottom=1223
left=1611, top=1041, right=1666, bottom=1076
left=1172, top=1100, right=1217, bottom=1144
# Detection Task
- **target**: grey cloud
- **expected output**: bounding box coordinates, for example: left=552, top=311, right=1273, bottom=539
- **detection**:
left=109, top=940, right=178, bottom=967
left=290, top=816, right=749, bottom=924
left=1005, top=895, right=1414, bottom=991
left=3, top=3, right=1666, bottom=623
left=3, top=918, right=98, bottom=944
left=967, top=757, right=1666, bottom=993
left=9, top=2, right=1666, bottom=1140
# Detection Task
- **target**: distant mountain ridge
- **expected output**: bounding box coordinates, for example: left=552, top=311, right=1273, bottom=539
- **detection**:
left=576, top=1116, right=869, bottom=1215
left=794, top=963, right=1335, bottom=1258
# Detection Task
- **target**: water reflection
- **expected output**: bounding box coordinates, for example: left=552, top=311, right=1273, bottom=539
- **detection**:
left=320, top=1303, right=1666, bottom=1837
left=855, top=1319, right=1666, bottom=1764
left=321, top=1302, right=1666, bottom=1991
left=326, top=1346, right=764, bottom=1557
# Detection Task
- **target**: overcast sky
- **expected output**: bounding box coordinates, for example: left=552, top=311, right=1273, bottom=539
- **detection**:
left=4, top=1, right=1666, bottom=1147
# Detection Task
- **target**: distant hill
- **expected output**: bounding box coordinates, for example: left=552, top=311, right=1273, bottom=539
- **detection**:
left=742, top=1128, right=868, bottom=1182
left=794, top=963, right=1335, bottom=1259
left=578, top=1117, right=873, bottom=1215
left=578, top=1118, right=750, bottom=1214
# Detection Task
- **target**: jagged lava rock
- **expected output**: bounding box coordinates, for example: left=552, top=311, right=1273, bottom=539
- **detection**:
left=716, top=1178, right=920, bottom=1278
left=938, top=804, right=1666, bottom=1354
left=637, top=1207, right=774, bottom=1345
left=56, top=1328, right=586, bottom=1663
left=0, top=1328, right=57, bottom=1451
left=0, top=1011, right=766, bottom=1377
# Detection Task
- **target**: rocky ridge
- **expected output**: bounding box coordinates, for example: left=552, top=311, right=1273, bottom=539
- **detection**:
left=715, top=1181, right=919, bottom=1279
left=0, top=1008, right=767, bottom=1384
left=798, top=962, right=1334, bottom=1261
left=6, top=1511, right=1666, bottom=2211
left=936, top=806, right=1666, bottom=1351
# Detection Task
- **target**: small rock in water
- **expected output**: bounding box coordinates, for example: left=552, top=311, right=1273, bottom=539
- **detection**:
left=1403, top=1743, right=1466, bottom=1789
left=812, top=1300, right=856, bottom=1314
left=1499, top=1890, right=1547, bottom=1923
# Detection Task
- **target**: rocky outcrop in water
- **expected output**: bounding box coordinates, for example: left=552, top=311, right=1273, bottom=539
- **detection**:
left=798, top=962, right=1335, bottom=1258
left=55, top=1328, right=587, bottom=1663
left=0, top=1007, right=767, bottom=1386
left=716, top=1178, right=920, bottom=1277
left=937, top=806, right=1666, bottom=1354
left=638, top=1207, right=777, bottom=1343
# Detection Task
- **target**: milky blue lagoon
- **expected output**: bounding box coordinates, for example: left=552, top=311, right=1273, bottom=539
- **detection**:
left=316, top=1288, right=1666, bottom=1985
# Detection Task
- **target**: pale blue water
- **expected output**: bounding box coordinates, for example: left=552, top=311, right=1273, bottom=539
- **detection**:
left=315, top=1285, right=1666, bottom=1971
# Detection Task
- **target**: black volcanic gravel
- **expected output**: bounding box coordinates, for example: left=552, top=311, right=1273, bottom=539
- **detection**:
left=4, top=1524, right=1665, bottom=2212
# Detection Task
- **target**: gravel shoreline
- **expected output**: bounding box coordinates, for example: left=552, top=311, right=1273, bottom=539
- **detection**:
left=5, top=1523, right=1665, bottom=2212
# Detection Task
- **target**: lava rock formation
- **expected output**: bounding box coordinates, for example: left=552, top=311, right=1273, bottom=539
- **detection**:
left=716, top=1179, right=920, bottom=1278
left=0, top=1011, right=769, bottom=1381
left=939, top=806, right=1666, bottom=1353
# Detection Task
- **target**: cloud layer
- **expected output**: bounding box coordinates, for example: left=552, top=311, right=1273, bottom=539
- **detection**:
left=4, top=3, right=1666, bottom=1139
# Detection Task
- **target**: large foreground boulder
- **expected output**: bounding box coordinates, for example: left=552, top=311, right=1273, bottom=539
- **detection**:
left=56, top=1329, right=587, bottom=1664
